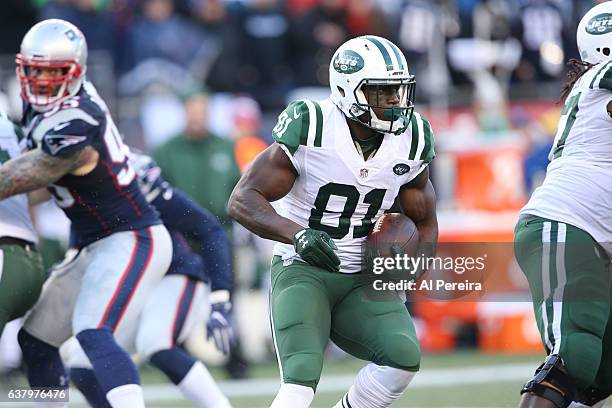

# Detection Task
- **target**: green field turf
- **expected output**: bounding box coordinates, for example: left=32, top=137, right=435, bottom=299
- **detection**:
left=135, top=351, right=546, bottom=408
left=5, top=351, right=606, bottom=407
left=215, top=382, right=527, bottom=408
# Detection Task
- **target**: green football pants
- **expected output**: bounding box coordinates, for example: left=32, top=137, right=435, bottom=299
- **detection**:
left=514, top=215, right=612, bottom=392
left=0, top=243, right=45, bottom=334
left=270, top=256, right=420, bottom=389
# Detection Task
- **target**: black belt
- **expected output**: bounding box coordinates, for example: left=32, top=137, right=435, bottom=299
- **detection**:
left=0, top=237, right=36, bottom=251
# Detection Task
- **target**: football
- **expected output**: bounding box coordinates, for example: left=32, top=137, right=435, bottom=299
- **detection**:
left=367, top=212, right=420, bottom=259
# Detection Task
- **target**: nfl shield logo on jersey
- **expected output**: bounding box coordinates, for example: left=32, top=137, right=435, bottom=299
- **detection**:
left=359, top=168, right=369, bottom=179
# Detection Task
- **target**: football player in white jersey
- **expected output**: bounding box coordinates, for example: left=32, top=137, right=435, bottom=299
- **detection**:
left=515, top=3, right=612, bottom=408
left=229, top=35, right=437, bottom=408
left=0, top=111, right=45, bottom=336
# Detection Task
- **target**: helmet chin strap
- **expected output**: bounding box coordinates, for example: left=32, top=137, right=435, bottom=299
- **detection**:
left=31, top=103, right=54, bottom=112
left=371, top=108, right=410, bottom=135
left=382, top=108, right=402, bottom=121
left=28, top=75, right=83, bottom=111
left=28, top=81, right=69, bottom=111
left=348, top=103, right=410, bottom=135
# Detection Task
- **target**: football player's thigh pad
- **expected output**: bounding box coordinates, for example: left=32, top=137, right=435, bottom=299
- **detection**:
left=332, top=287, right=420, bottom=370
left=271, top=262, right=332, bottom=388
left=72, top=226, right=171, bottom=334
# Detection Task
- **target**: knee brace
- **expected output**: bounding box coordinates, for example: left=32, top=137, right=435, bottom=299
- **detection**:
left=521, top=354, right=577, bottom=408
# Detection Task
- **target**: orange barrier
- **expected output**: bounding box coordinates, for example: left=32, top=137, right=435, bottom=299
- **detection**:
left=477, top=303, right=543, bottom=353
left=454, top=145, right=526, bottom=212
left=414, top=212, right=535, bottom=353
left=415, top=301, right=478, bottom=352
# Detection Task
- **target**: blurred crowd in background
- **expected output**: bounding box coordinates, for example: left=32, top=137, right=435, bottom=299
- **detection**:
left=0, top=0, right=603, bottom=190
left=0, top=0, right=607, bottom=375
left=0, top=0, right=604, bottom=134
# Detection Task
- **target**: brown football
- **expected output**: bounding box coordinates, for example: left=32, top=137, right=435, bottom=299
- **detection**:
left=367, top=213, right=420, bottom=258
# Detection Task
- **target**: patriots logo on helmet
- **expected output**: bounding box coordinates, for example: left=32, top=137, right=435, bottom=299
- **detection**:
left=44, top=134, right=87, bottom=155
left=64, top=29, right=78, bottom=41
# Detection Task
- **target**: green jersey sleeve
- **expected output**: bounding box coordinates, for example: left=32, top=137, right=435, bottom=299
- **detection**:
left=407, top=112, right=435, bottom=164
left=272, top=100, right=323, bottom=156
left=272, top=100, right=309, bottom=156
left=589, top=60, right=612, bottom=90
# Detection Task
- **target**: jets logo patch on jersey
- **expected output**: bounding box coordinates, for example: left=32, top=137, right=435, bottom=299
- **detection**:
left=44, top=134, right=87, bottom=155
left=393, top=163, right=411, bottom=175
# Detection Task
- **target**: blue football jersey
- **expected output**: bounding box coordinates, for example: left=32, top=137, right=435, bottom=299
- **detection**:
left=129, top=150, right=173, bottom=203
left=23, top=81, right=160, bottom=247
left=130, top=152, right=232, bottom=290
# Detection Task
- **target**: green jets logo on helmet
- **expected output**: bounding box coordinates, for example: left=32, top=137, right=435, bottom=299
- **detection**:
left=333, top=50, right=364, bottom=74
left=586, top=13, right=612, bottom=35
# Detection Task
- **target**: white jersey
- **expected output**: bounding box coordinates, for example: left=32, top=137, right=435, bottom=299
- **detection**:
left=0, top=112, right=38, bottom=243
left=521, top=61, right=612, bottom=250
left=271, top=99, right=435, bottom=273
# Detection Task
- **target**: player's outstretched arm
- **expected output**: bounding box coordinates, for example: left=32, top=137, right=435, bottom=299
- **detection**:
left=154, top=189, right=233, bottom=292
left=0, top=146, right=97, bottom=200
left=228, top=144, right=303, bottom=244
left=28, top=189, right=52, bottom=206
left=398, top=167, right=438, bottom=257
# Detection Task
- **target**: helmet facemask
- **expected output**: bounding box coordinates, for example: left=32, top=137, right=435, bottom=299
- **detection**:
left=15, top=20, right=88, bottom=112
left=329, top=35, right=417, bottom=135
left=16, top=55, right=82, bottom=110
left=348, top=76, right=415, bottom=135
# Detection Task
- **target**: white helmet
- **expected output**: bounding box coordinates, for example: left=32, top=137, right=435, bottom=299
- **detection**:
left=329, top=35, right=415, bottom=135
left=577, top=2, right=612, bottom=65
left=16, top=19, right=87, bottom=111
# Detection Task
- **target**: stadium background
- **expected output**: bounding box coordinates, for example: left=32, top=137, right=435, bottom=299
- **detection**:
left=0, top=0, right=603, bottom=406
